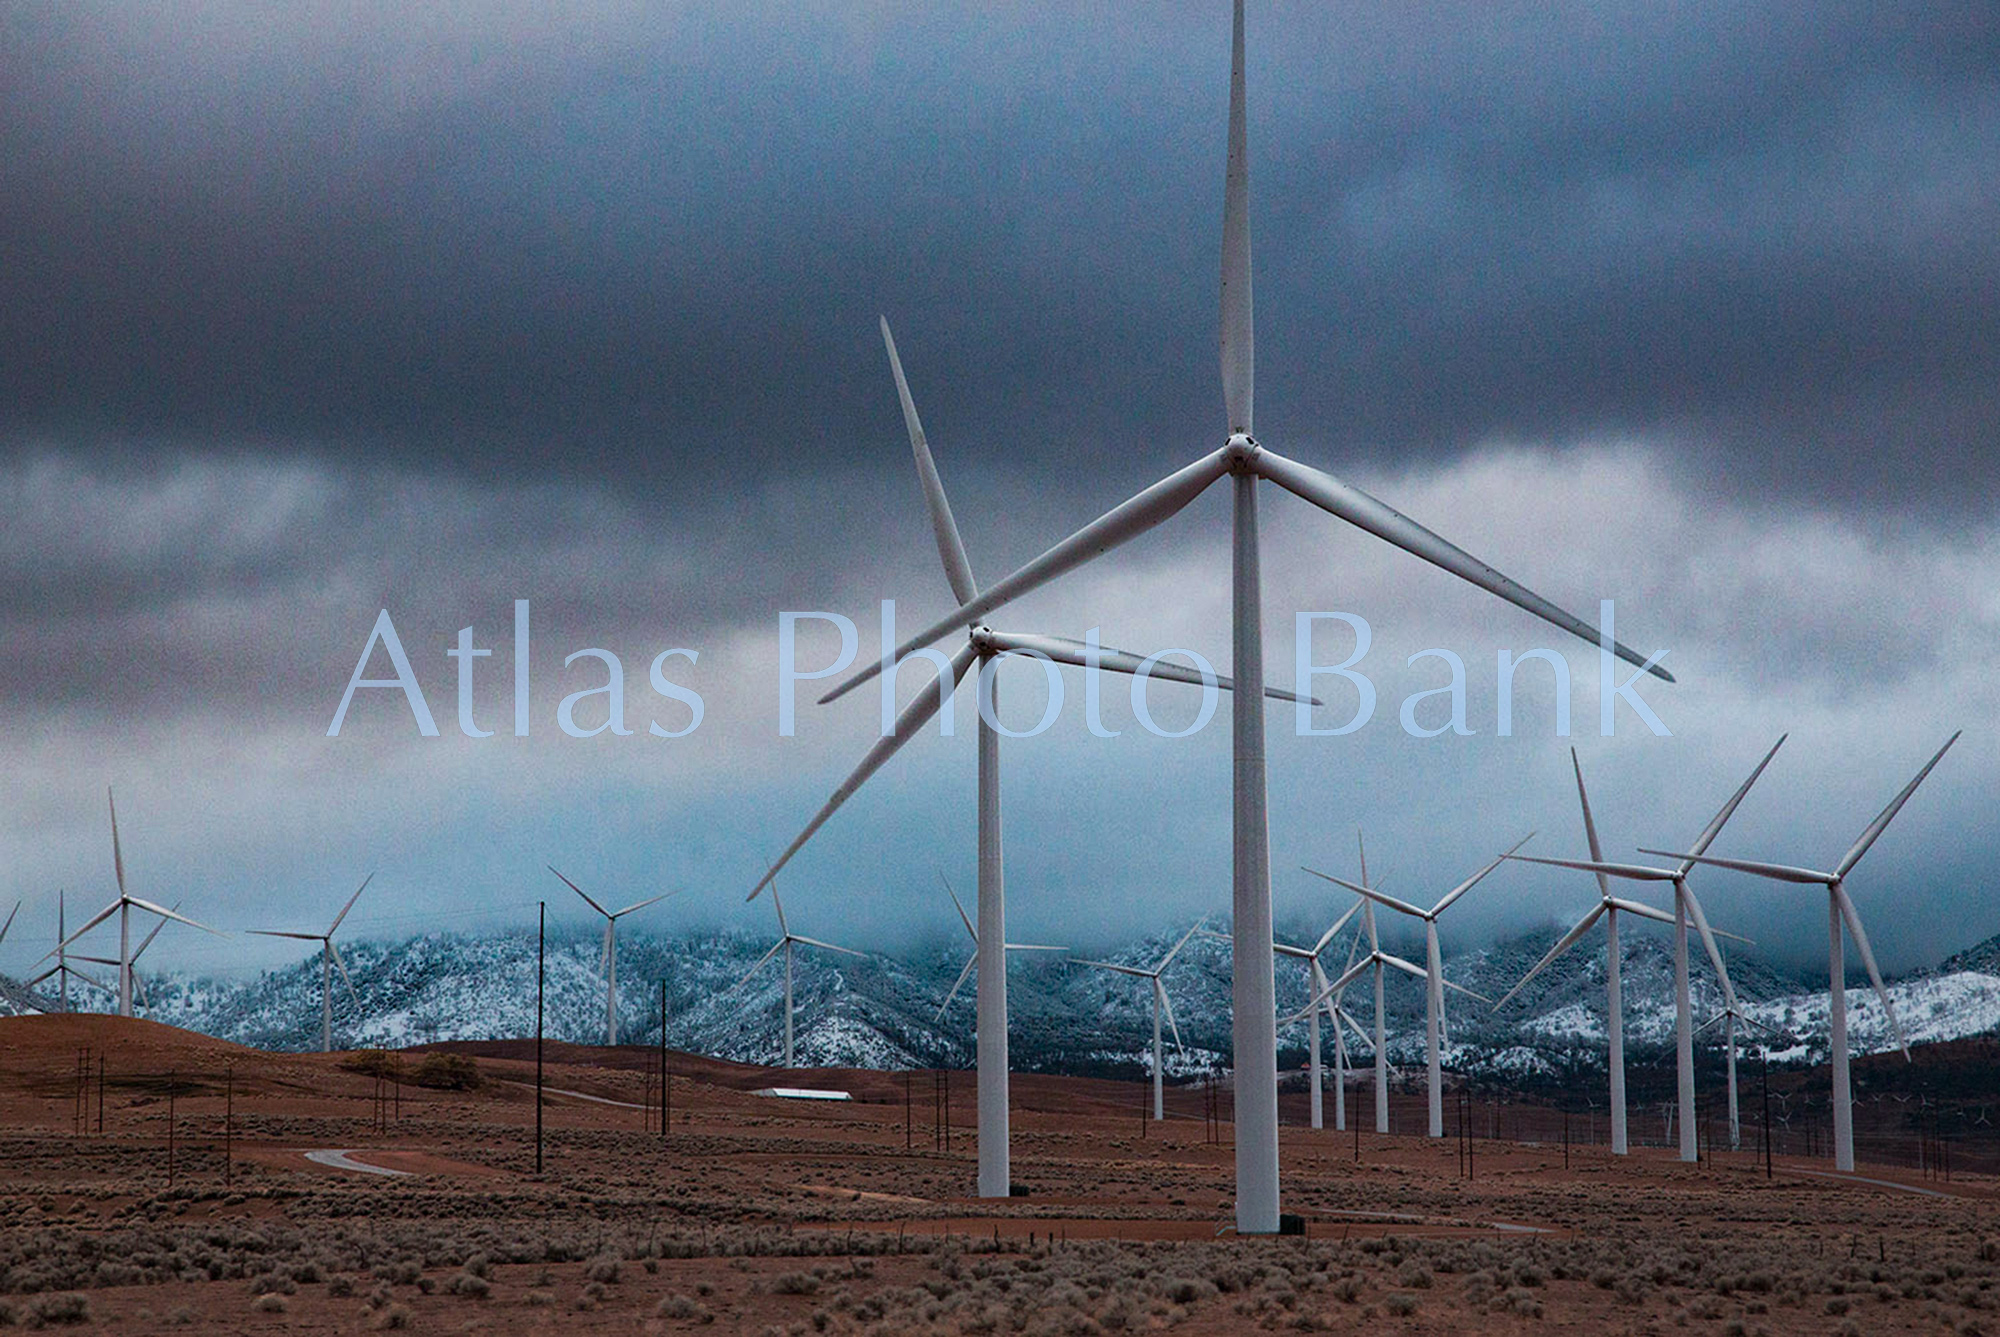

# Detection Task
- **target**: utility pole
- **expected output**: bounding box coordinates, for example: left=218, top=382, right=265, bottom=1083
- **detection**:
left=224, top=1067, right=234, bottom=1188
left=1761, top=1048, right=1773, bottom=1181
left=167, top=1071, right=176, bottom=1189
left=659, top=978, right=668, bottom=1141
left=536, top=901, right=545, bottom=1175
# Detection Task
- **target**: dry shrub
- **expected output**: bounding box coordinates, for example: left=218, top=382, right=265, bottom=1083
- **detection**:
left=411, top=1054, right=481, bottom=1090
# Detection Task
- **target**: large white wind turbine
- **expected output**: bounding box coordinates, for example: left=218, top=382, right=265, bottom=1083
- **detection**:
left=549, top=867, right=671, bottom=1047
left=934, top=875, right=1065, bottom=1022
left=808, top=1, right=1671, bottom=1231
left=1075, top=920, right=1208, bottom=1121
left=72, top=899, right=182, bottom=1014
left=1494, top=741, right=1781, bottom=1155
left=246, top=875, right=374, bottom=1053
left=744, top=321, right=1304, bottom=1200
left=732, top=880, right=862, bottom=1068
left=47, top=792, right=225, bottom=1018
left=1305, top=838, right=1526, bottom=1138
left=1644, top=732, right=1960, bottom=1172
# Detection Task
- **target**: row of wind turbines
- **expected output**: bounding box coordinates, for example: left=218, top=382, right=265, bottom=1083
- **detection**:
left=737, top=0, right=1961, bottom=1229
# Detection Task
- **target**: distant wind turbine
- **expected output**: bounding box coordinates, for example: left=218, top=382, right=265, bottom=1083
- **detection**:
left=548, top=867, right=672, bottom=1046
left=25, top=892, right=112, bottom=1011
left=809, top=0, right=1672, bottom=1232
left=744, top=318, right=1304, bottom=1199
left=1075, top=920, right=1208, bottom=1121
left=1696, top=993, right=1797, bottom=1152
left=1272, top=898, right=1363, bottom=1130
left=72, top=899, right=181, bottom=1014
left=247, top=874, right=374, bottom=1052
left=1493, top=741, right=1779, bottom=1155
left=731, top=880, right=862, bottom=1068
left=1644, top=731, right=1961, bottom=1172
left=1305, top=837, right=1527, bottom=1138
left=933, top=874, right=1065, bottom=1022
left=43, top=791, right=225, bottom=1018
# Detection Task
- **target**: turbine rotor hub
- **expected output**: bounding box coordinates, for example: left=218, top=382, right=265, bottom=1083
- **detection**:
left=1223, top=433, right=1259, bottom=470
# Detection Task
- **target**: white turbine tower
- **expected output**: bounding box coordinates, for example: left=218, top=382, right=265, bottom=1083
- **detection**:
left=1494, top=740, right=1782, bottom=1154
left=810, top=0, right=1671, bottom=1230
left=744, top=320, right=1304, bottom=1200
left=247, top=875, right=374, bottom=1053
left=48, top=791, right=224, bottom=1018
left=933, top=875, right=1065, bottom=1022
left=733, top=881, right=863, bottom=1068
left=1645, top=731, right=1960, bottom=1172
left=549, top=867, right=671, bottom=1047
left=26, top=892, right=112, bottom=1012
left=1305, top=838, right=1526, bottom=1138
left=1075, top=920, right=1208, bottom=1121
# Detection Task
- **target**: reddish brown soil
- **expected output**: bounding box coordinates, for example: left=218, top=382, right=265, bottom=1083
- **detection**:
left=1, top=1014, right=1992, bottom=1335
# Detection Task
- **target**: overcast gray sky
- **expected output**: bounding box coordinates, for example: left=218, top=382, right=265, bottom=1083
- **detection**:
left=2, top=1, right=1993, bottom=981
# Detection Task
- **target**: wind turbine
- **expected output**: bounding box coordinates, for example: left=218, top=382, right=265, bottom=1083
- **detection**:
left=1491, top=742, right=1778, bottom=1154
left=1696, top=995, right=1796, bottom=1152
left=1503, top=740, right=1782, bottom=1160
left=548, top=867, right=671, bottom=1047
left=1272, top=898, right=1363, bottom=1129
left=47, top=791, right=225, bottom=1018
left=934, top=875, right=1065, bottom=1022
left=1075, top=920, right=1208, bottom=1121
left=1304, top=838, right=1526, bottom=1138
left=1644, top=731, right=1960, bottom=1172
left=808, top=0, right=1671, bottom=1231
left=246, top=875, right=374, bottom=1053
left=732, top=880, right=862, bottom=1068
left=71, top=900, right=182, bottom=1015
left=25, top=892, right=112, bottom=1011
left=744, top=321, right=1305, bottom=1200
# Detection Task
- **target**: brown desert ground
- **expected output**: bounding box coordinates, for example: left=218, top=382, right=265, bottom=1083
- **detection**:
left=1, top=1013, right=1995, bottom=1335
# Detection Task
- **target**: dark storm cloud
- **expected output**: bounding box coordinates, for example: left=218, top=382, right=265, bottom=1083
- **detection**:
left=1, top=2, right=1994, bottom=509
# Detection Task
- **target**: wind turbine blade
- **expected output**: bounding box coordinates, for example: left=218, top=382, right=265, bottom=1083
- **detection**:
left=128, top=899, right=225, bottom=937
left=26, top=965, right=60, bottom=988
left=1693, top=1011, right=1727, bottom=1039
left=70, top=966, right=115, bottom=994
left=331, top=942, right=362, bottom=1012
left=70, top=955, right=124, bottom=966
left=1441, top=977, right=1493, bottom=1006
left=979, top=630, right=1317, bottom=705
left=108, top=787, right=127, bottom=898
left=247, top=930, right=326, bottom=941
left=751, top=642, right=980, bottom=900
left=1312, top=897, right=1365, bottom=957
left=59, top=900, right=122, bottom=948
left=1379, top=952, right=1428, bottom=981
left=1337, top=1006, right=1374, bottom=1051
left=1636, top=850, right=1833, bottom=885
left=1738, top=1012, right=1797, bottom=1043
left=1572, top=749, right=1614, bottom=907
left=730, top=939, right=787, bottom=993
left=0, top=900, right=18, bottom=947
left=1606, top=897, right=1677, bottom=927
left=548, top=867, right=611, bottom=919
left=936, top=955, right=976, bottom=1022
left=1218, top=0, right=1253, bottom=435
left=1254, top=450, right=1674, bottom=683
left=1680, top=882, right=1739, bottom=1011
left=1075, top=959, right=1154, bottom=980
left=1493, top=904, right=1604, bottom=1010
left=817, top=449, right=1233, bottom=705
left=1834, top=731, right=1961, bottom=878
left=1300, top=867, right=1424, bottom=920
left=1273, top=942, right=1314, bottom=959
left=609, top=892, right=671, bottom=920
left=329, top=872, right=375, bottom=935
left=1678, top=736, right=1787, bottom=874
left=1508, top=853, right=1676, bottom=882
left=790, top=934, right=864, bottom=958
left=881, top=316, right=979, bottom=606
left=1159, top=982, right=1187, bottom=1057
left=1156, top=917, right=1209, bottom=972
left=1002, top=942, right=1067, bottom=952
left=771, top=879, right=788, bottom=937
left=1430, top=833, right=1534, bottom=917
left=939, top=872, right=976, bottom=944
left=1834, top=884, right=1908, bottom=1056
left=131, top=907, right=176, bottom=961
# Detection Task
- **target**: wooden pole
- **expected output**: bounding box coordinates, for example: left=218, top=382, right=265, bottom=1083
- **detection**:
left=167, top=1071, right=176, bottom=1189
left=659, top=978, right=668, bottom=1141
left=224, top=1067, right=233, bottom=1188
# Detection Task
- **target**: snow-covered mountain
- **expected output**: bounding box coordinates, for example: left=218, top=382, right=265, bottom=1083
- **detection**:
left=5, top=918, right=1998, bottom=1084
